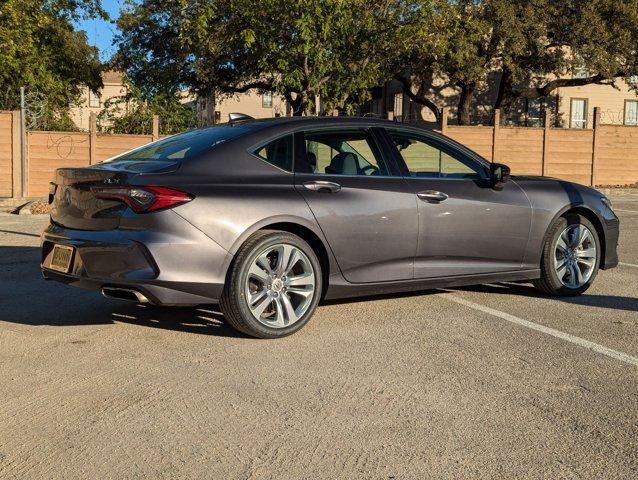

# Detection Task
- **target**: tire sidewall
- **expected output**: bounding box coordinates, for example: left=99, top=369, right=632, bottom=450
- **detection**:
left=233, top=233, right=322, bottom=338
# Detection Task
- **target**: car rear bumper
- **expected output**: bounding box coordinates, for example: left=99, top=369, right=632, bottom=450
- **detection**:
left=41, top=216, right=231, bottom=305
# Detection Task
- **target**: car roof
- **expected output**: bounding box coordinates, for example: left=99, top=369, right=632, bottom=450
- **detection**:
left=228, top=115, right=431, bottom=131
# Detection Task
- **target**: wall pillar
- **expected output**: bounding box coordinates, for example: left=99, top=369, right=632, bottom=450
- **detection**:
left=11, top=110, right=22, bottom=198
left=542, top=109, right=551, bottom=177
left=440, top=107, right=449, bottom=135
left=152, top=115, right=160, bottom=140
left=89, top=112, right=97, bottom=165
left=591, top=107, right=601, bottom=187
left=492, top=109, right=501, bottom=163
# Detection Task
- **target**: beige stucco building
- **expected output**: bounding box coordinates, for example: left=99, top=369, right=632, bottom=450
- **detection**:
left=70, top=70, right=131, bottom=130
left=367, top=75, right=638, bottom=128
left=184, top=90, right=291, bottom=125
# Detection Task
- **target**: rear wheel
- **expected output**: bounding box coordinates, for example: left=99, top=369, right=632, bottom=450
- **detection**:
left=533, top=214, right=600, bottom=296
left=220, top=230, right=322, bottom=338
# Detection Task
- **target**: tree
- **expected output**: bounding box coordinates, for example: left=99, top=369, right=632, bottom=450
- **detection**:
left=113, top=0, right=193, bottom=100
left=390, top=0, right=498, bottom=125
left=115, top=0, right=392, bottom=116
left=97, top=80, right=196, bottom=135
left=392, top=0, right=638, bottom=125
left=0, top=0, right=106, bottom=130
left=492, top=0, right=638, bottom=109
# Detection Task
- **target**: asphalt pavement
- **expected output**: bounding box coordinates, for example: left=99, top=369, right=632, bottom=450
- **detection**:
left=0, top=193, right=636, bottom=479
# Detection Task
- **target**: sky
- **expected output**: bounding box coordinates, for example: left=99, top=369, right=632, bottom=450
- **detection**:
left=75, top=0, right=126, bottom=62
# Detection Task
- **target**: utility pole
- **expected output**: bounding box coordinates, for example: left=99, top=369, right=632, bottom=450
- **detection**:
left=20, top=87, right=27, bottom=197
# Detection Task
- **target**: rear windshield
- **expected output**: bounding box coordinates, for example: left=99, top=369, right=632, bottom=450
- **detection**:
left=105, top=125, right=253, bottom=163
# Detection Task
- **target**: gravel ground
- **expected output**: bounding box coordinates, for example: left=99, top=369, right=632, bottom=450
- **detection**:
left=0, top=193, right=636, bottom=479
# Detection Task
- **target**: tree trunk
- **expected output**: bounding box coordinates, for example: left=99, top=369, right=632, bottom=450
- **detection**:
left=457, top=83, right=474, bottom=126
left=494, top=68, right=511, bottom=112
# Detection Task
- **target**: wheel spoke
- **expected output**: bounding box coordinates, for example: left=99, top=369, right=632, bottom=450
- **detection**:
left=256, top=253, right=274, bottom=276
left=287, top=272, right=314, bottom=287
left=283, top=248, right=301, bottom=276
left=249, top=290, right=272, bottom=318
left=556, top=233, right=569, bottom=253
left=280, top=293, right=298, bottom=325
left=568, top=263, right=583, bottom=287
left=576, top=246, right=596, bottom=260
left=273, top=297, right=286, bottom=327
left=248, top=262, right=270, bottom=284
left=287, top=287, right=313, bottom=300
left=274, top=245, right=294, bottom=276
left=556, top=261, right=568, bottom=279
left=568, top=226, right=581, bottom=248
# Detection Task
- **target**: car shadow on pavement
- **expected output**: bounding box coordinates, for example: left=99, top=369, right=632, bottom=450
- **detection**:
left=459, top=282, right=638, bottom=313
left=0, top=246, right=244, bottom=337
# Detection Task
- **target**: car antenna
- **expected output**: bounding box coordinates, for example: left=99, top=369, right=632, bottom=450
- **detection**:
left=228, top=113, right=255, bottom=124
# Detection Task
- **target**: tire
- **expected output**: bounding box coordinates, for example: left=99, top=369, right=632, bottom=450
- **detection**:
left=220, top=230, right=322, bottom=338
left=533, top=213, right=600, bottom=296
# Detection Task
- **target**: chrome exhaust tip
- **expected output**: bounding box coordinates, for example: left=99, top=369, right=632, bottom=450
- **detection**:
left=101, top=287, right=149, bottom=304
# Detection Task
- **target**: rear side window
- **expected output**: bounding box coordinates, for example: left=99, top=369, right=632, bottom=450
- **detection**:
left=107, top=125, right=252, bottom=163
left=254, top=135, right=293, bottom=172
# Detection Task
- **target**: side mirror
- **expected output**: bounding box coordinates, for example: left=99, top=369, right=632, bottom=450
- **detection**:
left=490, top=163, right=510, bottom=190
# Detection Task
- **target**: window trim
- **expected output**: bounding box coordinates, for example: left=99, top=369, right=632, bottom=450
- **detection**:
left=569, top=98, right=588, bottom=129
left=293, top=126, right=395, bottom=177
left=382, top=126, right=491, bottom=181
left=624, top=99, right=638, bottom=126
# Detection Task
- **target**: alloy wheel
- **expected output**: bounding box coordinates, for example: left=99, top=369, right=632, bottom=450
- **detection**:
left=554, top=224, right=597, bottom=289
left=244, top=243, right=316, bottom=328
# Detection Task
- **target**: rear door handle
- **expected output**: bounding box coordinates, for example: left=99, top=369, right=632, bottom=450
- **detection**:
left=303, top=181, right=342, bottom=193
left=417, top=190, right=448, bottom=202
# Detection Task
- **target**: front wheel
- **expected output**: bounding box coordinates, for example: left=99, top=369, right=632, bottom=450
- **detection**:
left=220, top=230, right=322, bottom=338
left=533, top=214, right=600, bottom=296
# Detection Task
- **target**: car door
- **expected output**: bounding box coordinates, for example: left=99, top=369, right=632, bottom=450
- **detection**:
left=294, top=127, right=418, bottom=283
left=380, top=127, right=533, bottom=279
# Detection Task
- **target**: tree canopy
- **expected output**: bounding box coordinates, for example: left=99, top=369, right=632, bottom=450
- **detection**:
left=0, top=0, right=106, bottom=129
left=113, top=0, right=638, bottom=124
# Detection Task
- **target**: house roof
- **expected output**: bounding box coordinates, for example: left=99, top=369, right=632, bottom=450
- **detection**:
left=102, top=70, right=124, bottom=85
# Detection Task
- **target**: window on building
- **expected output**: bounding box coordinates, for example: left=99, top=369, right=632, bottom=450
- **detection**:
left=393, top=93, right=403, bottom=121
left=262, top=91, right=273, bottom=108
left=526, top=98, right=542, bottom=127
left=88, top=90, right=101, bottom=108
left=570, top=98, right=588, bottom=129
left=625, top=100, right=638, bottom=126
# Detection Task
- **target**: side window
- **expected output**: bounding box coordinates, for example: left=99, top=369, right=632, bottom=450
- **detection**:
left=297, top=129, right=389, bottom=176
left=387, top=130, right=484, bottom=179
left=254, top=135, right=293, bottom=172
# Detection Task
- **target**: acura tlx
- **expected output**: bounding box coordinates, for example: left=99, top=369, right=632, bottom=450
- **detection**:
left=41, top=116, right=619, bottom=338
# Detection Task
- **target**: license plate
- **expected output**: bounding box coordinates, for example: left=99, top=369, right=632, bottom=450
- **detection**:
left=49, top=244, right=74, bottom=273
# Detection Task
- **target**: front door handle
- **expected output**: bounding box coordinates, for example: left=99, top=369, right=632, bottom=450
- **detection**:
left=417, top=190, right=448, bottom=202
left=303, top=181, right=342, bottom=193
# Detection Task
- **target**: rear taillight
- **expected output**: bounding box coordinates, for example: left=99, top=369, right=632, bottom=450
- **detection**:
left=91, top=185, right=193, bottom=213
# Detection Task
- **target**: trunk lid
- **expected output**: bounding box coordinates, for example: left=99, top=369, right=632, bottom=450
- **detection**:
left=50, top=160, right=178, bottom=230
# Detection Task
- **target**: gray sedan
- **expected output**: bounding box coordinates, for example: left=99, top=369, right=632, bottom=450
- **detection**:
left=41, top=117, right=620, bottom=338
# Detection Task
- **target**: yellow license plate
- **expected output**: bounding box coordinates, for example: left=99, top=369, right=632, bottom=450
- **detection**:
left=49, top=244, right=74, bottom=273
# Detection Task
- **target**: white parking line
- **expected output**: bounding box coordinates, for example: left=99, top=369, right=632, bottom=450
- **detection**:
left=442, top=292, right=638, bottom=367
left=614, top=209, right=638, bottom=213
left=620, top=262, right=638, bottom=268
